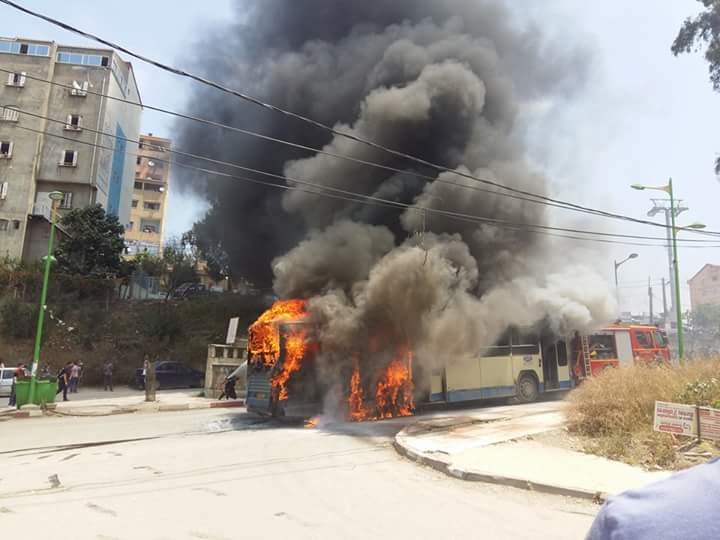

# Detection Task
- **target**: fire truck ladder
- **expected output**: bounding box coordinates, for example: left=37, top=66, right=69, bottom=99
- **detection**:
left=581, top=335, right=592, bottom=379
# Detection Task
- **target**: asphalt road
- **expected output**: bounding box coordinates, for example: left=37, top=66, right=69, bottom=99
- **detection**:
left=0, top=405, right=598, bottom=540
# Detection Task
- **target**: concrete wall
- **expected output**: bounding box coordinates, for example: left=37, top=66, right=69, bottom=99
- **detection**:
left=0, top=47, right=54, bottom=259
left=689, top=265, right=720, bottom=309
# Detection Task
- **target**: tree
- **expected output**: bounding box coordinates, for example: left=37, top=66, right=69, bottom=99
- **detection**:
left=672, top=0, right=720, bottom=173
left=55, top=204, right=126, bottom=277
left=134, top=252, right=166, bottom=277
left=162, top=236, right=199, bottom=299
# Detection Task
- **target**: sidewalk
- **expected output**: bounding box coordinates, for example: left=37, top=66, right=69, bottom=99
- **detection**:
left=395, top=404, right=670, bottom=501
left=0, top=388, right=245, bottom=420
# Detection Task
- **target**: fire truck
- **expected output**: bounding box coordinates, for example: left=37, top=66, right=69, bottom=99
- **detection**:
left=573, top=323, right=672, bottom=379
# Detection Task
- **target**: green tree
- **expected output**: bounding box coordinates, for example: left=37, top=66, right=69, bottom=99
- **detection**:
left=672, top=0, right=720, bottom=173
left=134, top=252, right=166, bottom=277
left=55, top=204, right=126, bottom=277
left=163, top=236, right=199, bottom=299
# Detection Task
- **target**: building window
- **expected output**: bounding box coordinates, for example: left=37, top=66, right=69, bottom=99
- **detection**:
left=143, top=183, right=164, bottom=193
left=57, top=52, right=109, bottom=67
left=12, top=220, right=20, bottom=230
left=0, top=182, right=8, bottom=200
left=0, top=219, right=8, bottom=231
left=59, top=192, right=73, bottom=209
left=136, top=156, right=142, bottom=165
left=141, top=220, right=160, bottom=234
left=0, top=106, right=19, bottom=122
left=126, top=221, right=134, bottom=232
left=59, top=150, right=78, bottom=167
left=134, top=181, right=143, bottom=190
left=143, top=202, right=161, bottom=211
left=131, top=199, right=138, bottom=208
left=6, top=72, right=26, bottom=87
left=64, top=114, right=82, bottom=131
left=0, top=41, right=49, bottom=56
left=0, top=141, right=13, bottom=158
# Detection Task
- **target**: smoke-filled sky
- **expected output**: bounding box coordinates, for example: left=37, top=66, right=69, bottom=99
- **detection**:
left=4, top=0, right=720, bottom=314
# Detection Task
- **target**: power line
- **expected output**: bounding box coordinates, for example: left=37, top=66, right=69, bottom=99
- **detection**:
left=3, top=0, right=720, bottom=239
left=3, top=67, right=713, bottom=238
left=9, top=108, right=720, bottom=248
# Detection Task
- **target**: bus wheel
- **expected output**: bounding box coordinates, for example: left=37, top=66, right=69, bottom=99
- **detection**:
left=517, top=373, right=539, bottom=403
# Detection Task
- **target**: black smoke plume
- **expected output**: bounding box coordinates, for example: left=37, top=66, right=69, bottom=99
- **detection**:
left=176, top=0, right=615, bottom=404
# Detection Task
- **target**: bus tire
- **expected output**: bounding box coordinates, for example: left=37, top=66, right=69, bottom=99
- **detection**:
left=517, top=373, right=539, bottom=403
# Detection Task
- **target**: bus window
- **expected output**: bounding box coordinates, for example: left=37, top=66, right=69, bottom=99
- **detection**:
left=635, top=331, right=653, bottom=349
left=652, top=331, right=667, bottom=348
left=511, top=328, right=540, bottom=355
left=482, top=329, right=511, bottom=357
left=557, top=342, right=568, bottom=366
left=588, top=335, right=616, bottom=359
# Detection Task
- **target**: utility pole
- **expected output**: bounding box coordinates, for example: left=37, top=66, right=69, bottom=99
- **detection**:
left=648, top=277, right=654, bottom=325
left=661, top=278, right=668, bottom=325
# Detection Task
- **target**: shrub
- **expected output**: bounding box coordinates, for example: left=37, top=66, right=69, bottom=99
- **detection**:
left=0, top=297, right=37, bottom=339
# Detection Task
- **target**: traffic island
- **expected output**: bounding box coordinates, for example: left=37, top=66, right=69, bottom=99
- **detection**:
left=394, top=412, right=670, bottom=502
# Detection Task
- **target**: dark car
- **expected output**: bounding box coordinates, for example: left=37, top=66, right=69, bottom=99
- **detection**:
left=171, top=283, right=210, bottom=300
left=134, top=361, right=204, bottom=390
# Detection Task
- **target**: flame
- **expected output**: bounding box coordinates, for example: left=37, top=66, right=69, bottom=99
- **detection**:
left=304, top=416, right=320, bottom=429
left=248, top=299, right=308, bottom=368
left=348, top=348, right=415, bottom=422
left=348, top=357, right=369, bottom=421
left=272, top=328, right=307, bottom=401
left=374, top=350, right=415, bottom=419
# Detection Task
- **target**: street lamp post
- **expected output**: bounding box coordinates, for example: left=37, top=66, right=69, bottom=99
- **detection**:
left=614, top=253, right=639, bottom=288
left=27, top=191, right=64, bottom=406
left=631, top=180, right=706, bottom=361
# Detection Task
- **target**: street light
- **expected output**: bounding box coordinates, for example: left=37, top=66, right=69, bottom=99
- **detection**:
left=631, top=179, right=703, bottom=360
left=614, top=253, right=639, bottom=288
left=27, top=190, right=63, bottom=406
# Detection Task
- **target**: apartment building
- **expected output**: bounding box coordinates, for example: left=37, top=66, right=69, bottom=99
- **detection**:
left=688, top=264, right=720, bottom=309
left=0, top=36, right=141, bottom=261
left=125, top=134, right=170, bottom=256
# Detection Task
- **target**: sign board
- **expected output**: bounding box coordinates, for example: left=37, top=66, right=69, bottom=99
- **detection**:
left=699, top=407, right=720, bottom=441
left=226, top=317, right=240, bottom=345
left=653, top=401, right=697, bottom=437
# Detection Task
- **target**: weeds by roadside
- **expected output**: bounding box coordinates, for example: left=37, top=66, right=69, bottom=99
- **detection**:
left=566, top=361, right=720, bottom=470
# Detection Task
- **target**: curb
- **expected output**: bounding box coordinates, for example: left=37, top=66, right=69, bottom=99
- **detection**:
left=3, top=399, right=245, bottom=420
left=393, top=435, right=606, bottom=504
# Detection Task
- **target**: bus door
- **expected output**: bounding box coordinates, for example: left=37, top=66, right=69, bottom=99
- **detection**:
left=429, top=366, right=446, bottom=402
left=541, top=339, right=559, bottom=390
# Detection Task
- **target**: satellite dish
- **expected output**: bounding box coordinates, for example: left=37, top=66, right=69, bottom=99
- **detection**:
left=148, top=161, right=155, bottom=167
left=72, top=80, right=82, bottom=90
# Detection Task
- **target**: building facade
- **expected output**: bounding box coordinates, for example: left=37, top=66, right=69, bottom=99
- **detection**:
left=688, top=264, right=720, bottom=309
left=124, top=134, right=170, bottom=256
left=0, top=36, right=141, bottom=261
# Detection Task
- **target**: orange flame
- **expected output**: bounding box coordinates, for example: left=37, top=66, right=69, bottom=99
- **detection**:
left=272, top=328, right=308, bottom=401
left=248, top=299, right=308, bottom=368
left=348, top=348, right=415, bottom=422
left=348, top=357, right=369, bottom=421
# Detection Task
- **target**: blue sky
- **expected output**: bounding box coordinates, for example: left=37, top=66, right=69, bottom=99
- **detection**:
left=3, top=0, right=719, bottom=313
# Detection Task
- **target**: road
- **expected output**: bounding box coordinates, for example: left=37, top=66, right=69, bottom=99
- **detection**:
left=0, top=403, right=598, bottom=540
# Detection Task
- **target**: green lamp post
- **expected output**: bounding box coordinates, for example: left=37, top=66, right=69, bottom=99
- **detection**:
left=27, top=190, right=64, bottom=405
left=631, top=180, right=705, bottom=361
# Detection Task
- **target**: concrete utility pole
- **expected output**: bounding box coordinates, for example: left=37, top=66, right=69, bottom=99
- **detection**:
left=648, top=277, right=653, bottom=325
left=661, top=277, right=668, bottom=324
left=646, top=199, right=687, bottom=330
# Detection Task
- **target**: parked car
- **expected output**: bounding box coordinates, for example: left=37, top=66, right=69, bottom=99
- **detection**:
left=171, top=283, right=210, bottom=300
left=0, top=367, right=15, bottom=397
left=134, top=361, right=204, bottom=390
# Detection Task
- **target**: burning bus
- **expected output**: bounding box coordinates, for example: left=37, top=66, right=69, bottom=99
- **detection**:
left=245, top=299, right=414, bottom=420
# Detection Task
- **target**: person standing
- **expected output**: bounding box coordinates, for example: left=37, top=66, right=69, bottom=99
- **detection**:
left=56, top=362, right=71, bottom=402
left=103, top=359, right=114, bottom=391
left=8, top=363, right=25, bottom=408
left=69, top=361, right=80, bottom=394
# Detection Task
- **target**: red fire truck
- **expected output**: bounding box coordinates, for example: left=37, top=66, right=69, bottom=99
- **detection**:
left=573, top=324, right=672, bottom=378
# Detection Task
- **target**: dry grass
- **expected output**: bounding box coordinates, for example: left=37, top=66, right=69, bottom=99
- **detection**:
left=566, top=360, right=720, bottom=469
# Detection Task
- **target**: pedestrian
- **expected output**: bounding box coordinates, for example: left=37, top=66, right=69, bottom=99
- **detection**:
left=69, top=361, right=80, bottom=393
left=56, top=362, right=72, bottom=402
left=8, top=363, right=25, bottom=408
left=103, top=359, right=114, bottom=391
left=78, top=361, right=84, bottom=390
left=586, top=457, right=720, bottom=539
